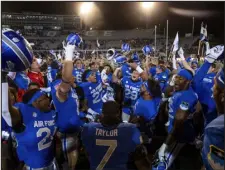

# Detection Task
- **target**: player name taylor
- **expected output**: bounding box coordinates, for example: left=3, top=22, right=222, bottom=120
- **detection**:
left=96, top=128, right=118, bottom=137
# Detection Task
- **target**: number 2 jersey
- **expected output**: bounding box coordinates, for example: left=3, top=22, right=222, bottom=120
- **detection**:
left=81, top=122, right=142, bottom=170
left=14, top=103, right=57, bottom=168
left=80, top=82, right=103, bottom=114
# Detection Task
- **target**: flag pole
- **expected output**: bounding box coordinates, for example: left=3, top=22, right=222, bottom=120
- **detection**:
left=201, top=43, right=204, bottom=57
left=198, top=41, right=201, bottom=56
left=154, top=25, right=157, bottom=58
left=192, top=17, right=195, bottom=38
left=166, top=20, right=169, bottom=60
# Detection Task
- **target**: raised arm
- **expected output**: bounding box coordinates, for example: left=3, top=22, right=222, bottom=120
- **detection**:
left=2, top=73, right=24, bottom=132
left=56, top=42, right=75, bottom=102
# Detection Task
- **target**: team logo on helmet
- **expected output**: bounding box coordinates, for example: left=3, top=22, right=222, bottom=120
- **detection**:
left=121, top=43, right=131, bottom=55
left=12, top=37, right=20, bottom=43
left=6, top=61, right=15, bottom=71
left=142, top=45, right=153, bottom=56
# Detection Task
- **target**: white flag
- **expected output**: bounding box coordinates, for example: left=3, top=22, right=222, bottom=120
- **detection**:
left=200, top=22, right=207, bottom=41
left=91, top=50, right=96, bottom=54
left=97, top=39, right=100, bottom=48
left=172, top=32, right=179, bottom=52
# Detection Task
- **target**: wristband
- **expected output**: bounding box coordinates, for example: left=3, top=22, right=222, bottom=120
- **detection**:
left=61, top=78, right=71, bottom=84
left=7, top=72, right=16, bottom=80
left=136, top=66, right=144, bottom=74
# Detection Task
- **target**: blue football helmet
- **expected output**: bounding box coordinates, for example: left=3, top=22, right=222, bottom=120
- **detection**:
left=142, top=45, right=153, bottom=56
left=131, top=52, right=141, bottom=65
left=113, top=54, right=127, bottom=67
left=66, top=33, right=83, bottom=47
left=2, top=28, right=33, bottom=72
left=121, top=43, right=131, bottom=55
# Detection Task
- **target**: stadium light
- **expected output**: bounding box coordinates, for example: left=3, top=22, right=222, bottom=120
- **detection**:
left=141, top=2, right=154, bottom=9
left=80, top=2, right=94, bottom=15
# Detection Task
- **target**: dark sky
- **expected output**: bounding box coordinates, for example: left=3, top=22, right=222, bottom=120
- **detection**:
left=2, top=1, right=224, bottom=38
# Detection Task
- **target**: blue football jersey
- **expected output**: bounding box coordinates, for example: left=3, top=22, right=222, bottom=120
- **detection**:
left=80, top=82, right=103, bottom=114
left=134, top=97, right=161, bottom=121
left=2, top=117, right=12, bottom=134
left=81, top=122, right=142, bottom=170
left=14, top=103, right=57, bottom=168
left=121, top=77, right=142, bottom=114
left=154, top=72, right=169, bottom=92
left=51, top=79, right=82, bottom=133
left=202, top=114, right=224, bottom=170
left=121, top=64, right=132, bottom=78
left=192, top=61, right=217, bottom=126
left=149, top=66, right=157, bottom=77
left=47, top=66, right=58, bottom=87
left=14, top=71, right=30, bottom=90
left=96, top=71, right=102, bottom=83
left=168, top=88, right=198, bottom=143
left=72, top=68, right=84, bottom=84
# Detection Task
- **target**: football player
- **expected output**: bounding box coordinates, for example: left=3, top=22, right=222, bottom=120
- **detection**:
left=73, top=58, right=84, bottom=85
left=113, top=68, right=143, bottom=122
left=202, top=69, right=224, bottom=170
left=153, top=69, right=198, bottom=169
left=80, top=69, right=104, bottom=121
left=50, top=36, right=83, bottom=170
left=81, top=101, right=151, bottom=170
left=2, top=74, right=58, bottom=169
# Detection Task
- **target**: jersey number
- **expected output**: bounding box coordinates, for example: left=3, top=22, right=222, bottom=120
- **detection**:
left=37, top=127, right=52, bottom=151
left=96, top=139, right=117, bottom=170
left=125, top=89, right=138, bottom=100
left=93, top=92, right=101, bottom=104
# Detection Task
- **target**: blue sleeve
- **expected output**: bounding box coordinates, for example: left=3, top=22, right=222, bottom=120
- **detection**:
left=192, top=61, right=211, bottom=91
left=149, top=67, right=156, bottom=77
left=202, top=125, right=224, bottom=170
left=177, top=93, right=197, bottom=112
left=132, top=126, right=142, bottom=146
left=80, top=83, right=89, bottom=99
left=121, top=77, right=126, bottom=88
left=133, top=100, right=141, bottom=116
left=14, top=72, right=30, bottom=90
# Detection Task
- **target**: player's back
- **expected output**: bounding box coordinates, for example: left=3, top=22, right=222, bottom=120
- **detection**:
left=202, top=114, right=224, bottom=170
left=81, top=122, right=142, bottom=170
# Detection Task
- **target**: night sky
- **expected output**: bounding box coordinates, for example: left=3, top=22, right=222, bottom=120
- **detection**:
left=2, top=1, right=224, bottom=38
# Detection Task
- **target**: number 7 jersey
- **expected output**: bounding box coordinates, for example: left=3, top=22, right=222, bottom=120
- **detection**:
left=81, top=122, right=142, bottom=170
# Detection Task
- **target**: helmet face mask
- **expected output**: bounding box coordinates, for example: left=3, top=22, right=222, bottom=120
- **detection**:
left=106, top=48, right=116, bottom=61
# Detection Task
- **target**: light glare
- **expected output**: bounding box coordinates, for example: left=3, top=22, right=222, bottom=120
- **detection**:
left=80, top=2, right=94, bottom=15
left=141, top=2, right=154, bottom=9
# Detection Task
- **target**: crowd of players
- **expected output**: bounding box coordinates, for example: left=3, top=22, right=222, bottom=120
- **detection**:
left=1, top=29, right=224, bottom=170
